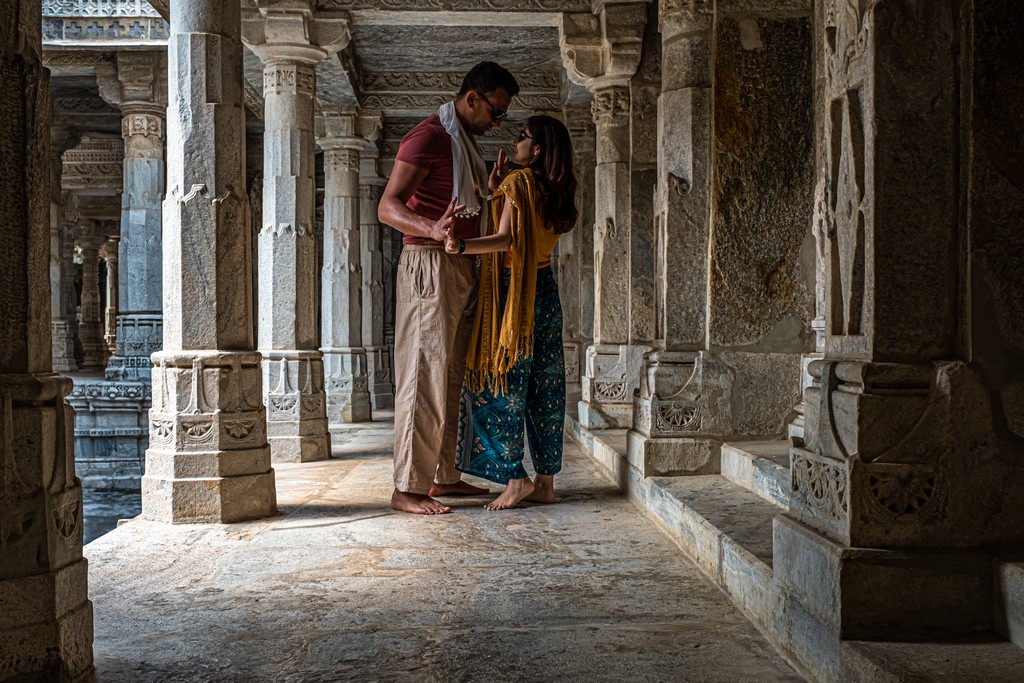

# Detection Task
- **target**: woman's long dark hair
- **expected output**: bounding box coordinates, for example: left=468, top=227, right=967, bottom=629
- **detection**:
left=525, top=115, right=578, bottom=234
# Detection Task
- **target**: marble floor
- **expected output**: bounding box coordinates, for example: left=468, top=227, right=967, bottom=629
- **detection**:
left=84, top=418, right=803, bottom=682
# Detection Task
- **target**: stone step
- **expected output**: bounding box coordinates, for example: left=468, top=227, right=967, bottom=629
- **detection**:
left=995, top=560, right=1024, bottom=649
left=843, top=635, right=1024, bottom=681
left=720, top=440, right=791, bottom=508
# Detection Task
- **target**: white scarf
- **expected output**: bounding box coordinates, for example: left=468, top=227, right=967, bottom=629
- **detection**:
left=438, top=101, right=489, bottom=235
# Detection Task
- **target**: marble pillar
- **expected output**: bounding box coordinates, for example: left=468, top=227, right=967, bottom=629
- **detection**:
left=102, top=237, right=119, bottom=357
left=0, top=0, right=94, bottom=676
left=142, top=0, right=277, bottom=524
left=77, top=232, right=107, bottom=371
left=50, top=129, right=80, bottom=373
left=775, top=0, right=1024, bottom=650
left=243, top=2, right=349, bottom=460
left=359, top=136, right=394, bottom=412
left=560, top=111, right=596, bottom=398
left=319, top=108, right=372, bottom=427
left=560, top=2, right=650, bottom=430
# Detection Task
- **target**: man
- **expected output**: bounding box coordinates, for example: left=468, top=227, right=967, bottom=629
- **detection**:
left=378, top=62, right=520, bottom=515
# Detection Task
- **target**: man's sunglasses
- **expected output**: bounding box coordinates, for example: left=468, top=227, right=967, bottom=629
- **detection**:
left=477, top=90, right=508, bottom=122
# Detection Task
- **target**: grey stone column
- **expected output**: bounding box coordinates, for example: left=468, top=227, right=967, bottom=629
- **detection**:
left=50, top=129, right=80, bottom=373
left=560, top=110, right=596, bottom=398
left=77, top=231, right=107, bottom=370
left=0, top=0, right=94, bottom=677
left=102, top=237, right=119, bottom=356
left=243, top=2, right=349, bottom=461
left=359, top=135, right=394, bottom=411
left=774, top=0, right=1024, bottom=654
left=318, top=108, right=372, bottom=427
left=142, top=0, right=277, bottom=524
left=98, top=52, right=167, bottom=382
left=561, top=2, right=650, bottom=430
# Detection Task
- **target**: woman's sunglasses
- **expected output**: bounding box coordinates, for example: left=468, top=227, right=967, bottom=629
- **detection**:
left=516, top=130, right=534, bottom=142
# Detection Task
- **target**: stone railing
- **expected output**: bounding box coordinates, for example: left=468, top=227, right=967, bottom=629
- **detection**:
left=43, top=0, right=161, bottom=17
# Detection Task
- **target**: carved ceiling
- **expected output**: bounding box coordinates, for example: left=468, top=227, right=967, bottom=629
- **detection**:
left=44, top=0, right=597, bottom=162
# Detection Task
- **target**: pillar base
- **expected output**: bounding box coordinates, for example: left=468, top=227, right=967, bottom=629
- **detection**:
left=51, top=320, right=79, bottom=373
left=0, top=559, right=94, bottom=682
left=142, top=468, right=277, bottom=524
left=578, top=343, right=649, bottom=429
left=774, top=515, right=993, bottom=640
left=263, top=351, right=332, bottom=463
left=323, top=347, right=372, bottom=428
left=626, top=430, right=720, bottom=476
left=365, top=345, right=394, bottom=411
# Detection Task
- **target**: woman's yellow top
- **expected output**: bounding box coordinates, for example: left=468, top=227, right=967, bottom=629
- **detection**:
left=465, top=168, right=560, bottom=394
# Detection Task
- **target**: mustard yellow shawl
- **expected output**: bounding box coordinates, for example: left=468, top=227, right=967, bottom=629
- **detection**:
left=465, top=169, right=544, bottom=395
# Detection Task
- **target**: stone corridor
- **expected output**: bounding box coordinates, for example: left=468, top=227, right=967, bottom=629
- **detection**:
left=85, top=420, right=801, bottom=682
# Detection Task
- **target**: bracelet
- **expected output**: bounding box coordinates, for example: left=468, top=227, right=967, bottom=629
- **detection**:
left=458, top=239, right=466, bottom=255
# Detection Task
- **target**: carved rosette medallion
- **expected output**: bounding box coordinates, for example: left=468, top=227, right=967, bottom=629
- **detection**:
left=593, top=380, right=628, bottom=402
left=653, top=400, right=702, bottom=436
left=857, top=463, right=946, bottom=525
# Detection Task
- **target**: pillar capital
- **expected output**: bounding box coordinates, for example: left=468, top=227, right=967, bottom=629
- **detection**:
left=242, top=2, right=350, bottom=65
left=96, top=50, right=167, bottom=109
left=559, top=1, right=649, bottom=90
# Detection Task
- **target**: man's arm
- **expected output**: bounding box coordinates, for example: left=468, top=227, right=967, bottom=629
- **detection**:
left=378, top=160, right=461, bottom=241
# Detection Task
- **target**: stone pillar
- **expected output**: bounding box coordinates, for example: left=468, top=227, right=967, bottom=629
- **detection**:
left=102, top=237, right=119, bottom=356
left=358, top=130, right=395, bottom=412
left=0, top=0, right=94, bottom=677
left=318, top=108, right=372, bottom=428
left=50, top=127, right=80, bottom=374
left=774, top=0, right=1024, bottom=656
left=77, top=231, right=107, bottom=371
left=560, top=109, right=596, bottom=398
left=142, top=0, right=277, bottom=524
left=98, top=51, right=167, bottom=383
left=561, top=2, right=650, bottom=430
left=243, top=1, right=349, bottom=460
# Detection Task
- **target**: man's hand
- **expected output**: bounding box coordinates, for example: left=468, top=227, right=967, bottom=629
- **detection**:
left=488, top=148, right=508, bottom=192
left=429, top=197, right=465, bottom=241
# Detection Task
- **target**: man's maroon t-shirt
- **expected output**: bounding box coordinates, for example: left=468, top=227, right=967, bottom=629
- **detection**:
left=395, top=115, right=481, bottom=245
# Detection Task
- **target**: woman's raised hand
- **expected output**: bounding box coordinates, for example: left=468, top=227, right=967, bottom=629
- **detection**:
left=488, top=148, right=508, bottom=192
left=443, top=229, right=460, bottom=254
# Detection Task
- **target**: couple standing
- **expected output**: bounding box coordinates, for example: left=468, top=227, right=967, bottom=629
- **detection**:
left=377, top=62, right=578, bottom=515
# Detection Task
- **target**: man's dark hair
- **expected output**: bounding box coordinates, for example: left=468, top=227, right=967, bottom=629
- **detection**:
left=457, top=61, right=520, bottom=98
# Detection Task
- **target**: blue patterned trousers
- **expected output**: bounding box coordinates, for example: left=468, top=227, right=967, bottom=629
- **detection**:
left=455, top=266, right=566, bottom=484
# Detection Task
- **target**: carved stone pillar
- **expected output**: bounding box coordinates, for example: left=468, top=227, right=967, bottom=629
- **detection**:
left=102, top=237, right=119, bottom=356
left=562, top=2, right=650, bottom=430
left=358, top=132, right=394, bottom=412
left=142, top=0, right=277, bottom=523
left=776, top=0, right=1024, bottom=652
left=560, top=110, right=596, bottom=398
left=97, top=52, right=167, bottom=383
left=318, top=108, right=372, bottom=427
left=0, top=0, right=94, bottom=677
left=243, top=1, right=349, bottom=460
left=50, top=127, right=80, bottom=374
left=77, top=231, right=107, bottom=371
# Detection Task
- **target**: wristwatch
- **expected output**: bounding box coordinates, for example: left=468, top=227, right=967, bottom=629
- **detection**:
left=458, top=239, right=466, bottom=254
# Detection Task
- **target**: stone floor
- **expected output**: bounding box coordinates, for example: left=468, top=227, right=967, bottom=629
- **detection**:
left=84, top=419, right=803, bottom=682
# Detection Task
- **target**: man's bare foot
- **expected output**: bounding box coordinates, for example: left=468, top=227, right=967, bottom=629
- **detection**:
left=484, top=477, right=535, bottom=510
left=525, top=474, right=556, bottom=504
left=429, top=480, right=489, bottom=497
left=391, top=489, right=451, bottom=515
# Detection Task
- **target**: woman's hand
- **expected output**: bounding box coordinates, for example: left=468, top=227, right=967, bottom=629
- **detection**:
left=488, top=148, right=507, bottom=192
left=443, top=229, right=460, bottom=254
left=429, top=197, right=465, bottom=242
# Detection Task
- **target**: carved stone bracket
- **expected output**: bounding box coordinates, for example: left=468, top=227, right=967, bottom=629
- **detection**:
left=242, top=2, right=351, bottom=65
left=559, top=1, right=649, bottom=90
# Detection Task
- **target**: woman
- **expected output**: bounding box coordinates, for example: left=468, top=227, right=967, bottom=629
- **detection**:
left=443, top=115, right=578, bottom=510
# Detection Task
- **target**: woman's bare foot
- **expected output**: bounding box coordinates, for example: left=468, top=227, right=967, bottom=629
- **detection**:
left=429, top=480, right=489, bottom=497
left=484, top=477, right=535, bottom=510
left=525, top=474, right=556, bottom=504
left=391, top=489, right=451, bottom=515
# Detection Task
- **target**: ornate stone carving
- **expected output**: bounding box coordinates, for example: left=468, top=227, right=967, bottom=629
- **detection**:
left=43, top=0, right=161, bottom=17
left=62, top=136, right=124, bottom=191
left=861, top=464, right=945, bottom=524
left=42, top=51, right=115, bottom=67
left=791, top=450, right=849, bottom=522
left=362, top=91, right=560, bottom=113
left=320, top=0, right=588, bottom=9
left=363, top=70, right=559, bottom=93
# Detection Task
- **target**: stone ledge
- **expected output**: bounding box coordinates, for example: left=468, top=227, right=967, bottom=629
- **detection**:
left=995, top=560, right=1024, bottom=649
left=720, top=440, right=791, bottom=508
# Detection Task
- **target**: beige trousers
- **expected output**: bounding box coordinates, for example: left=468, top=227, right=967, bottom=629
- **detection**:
left=393, top=245, right=477, bottom=494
